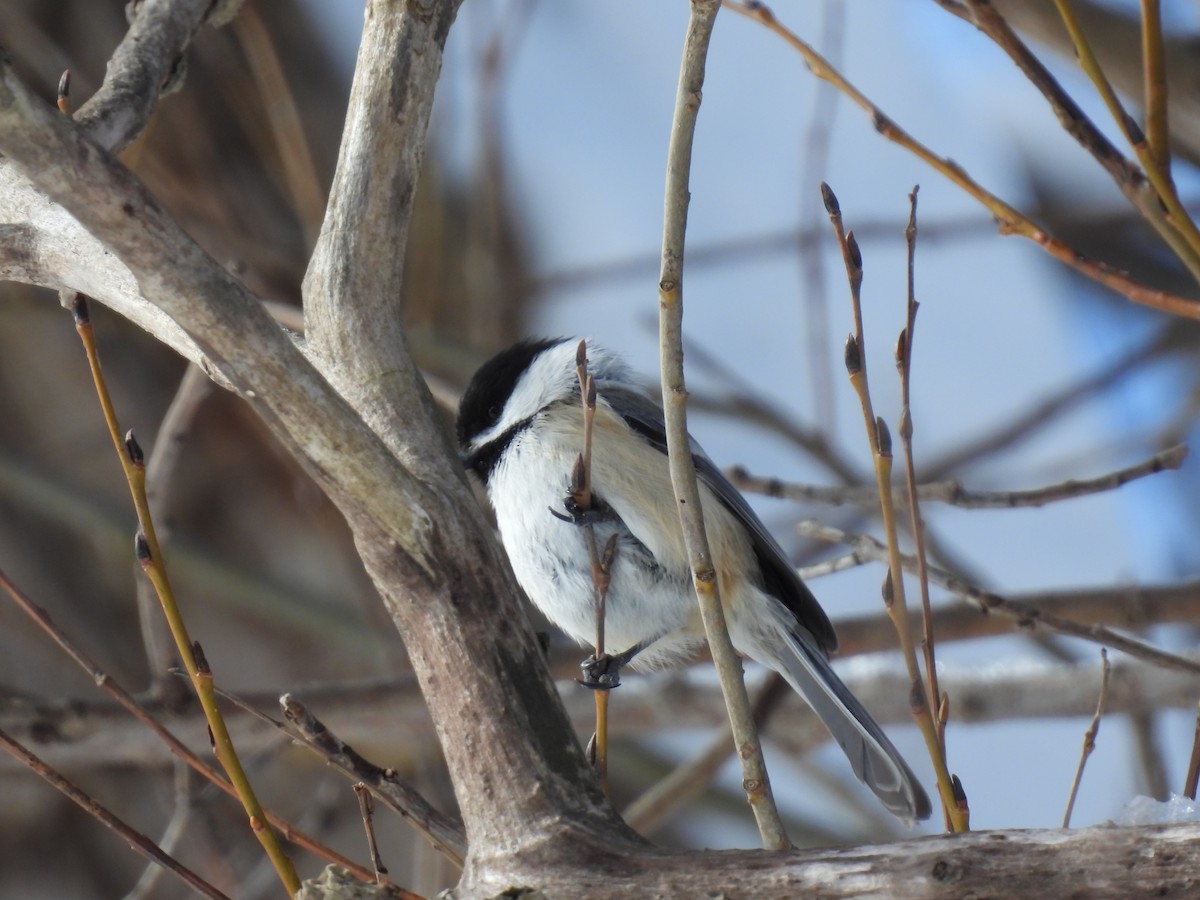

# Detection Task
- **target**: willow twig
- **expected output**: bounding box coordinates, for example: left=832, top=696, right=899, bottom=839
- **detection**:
left=726, top=0, right=1200, bottom=319
left=68, top=293, right=299, bottom=894
left=1140, top=0, right=1168, bottom=173
left=0, top=726, right=230, bottom=900
left=731, top=443, right=1187, bottom=509
left=1063, top=649, right=1112, bottom=828
left=800, top=520, right=1200, bottom=677
left=958, top=0, right=1200, bottom=283
left=1050, top=0, right=1200, bottom=267
left=825, top=185, right=967, bottom=831
left=895, top=186, right=949, bottom=823
left=570, top=340, right=617, bottom=792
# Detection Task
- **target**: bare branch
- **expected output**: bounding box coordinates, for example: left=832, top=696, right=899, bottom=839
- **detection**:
left=0, top=55, right=438, bottom=574
left=302, top=0, right=464, bottom=464
left=801, top=521, right=1200, bottom=675
left=658, top=0, right=789, bottom=850
left=281, top=693, right=466, bottom=868
left=76, top=0, right=242, bottom=153
left=730, top=443, right=1188, bottom=509
left=1063, top=649, right=1111, bottom=828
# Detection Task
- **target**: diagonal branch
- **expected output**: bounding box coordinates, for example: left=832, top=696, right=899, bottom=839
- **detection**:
left=0, top=55, right=438, bottom=576
left=76, top=0, right=240, bottom=153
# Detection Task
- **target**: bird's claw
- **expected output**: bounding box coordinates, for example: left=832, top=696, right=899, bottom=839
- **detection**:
left=549, top=495, right=619, bottom=527
left=578, top=653, right=623, bottom=690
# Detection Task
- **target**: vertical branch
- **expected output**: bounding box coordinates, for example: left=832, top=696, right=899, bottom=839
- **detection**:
left=895, top=187, right=952, bottom=823
left=824, top=185, right=968, bottom=832
left=1063, top=649, right=1112, bottom=828
left=657, top=0, right=789, bottom=850
left=1140, top=0, right=1168, bottom=172
left=1183, top=698, right=1200, bottom=800
left=571, top=341, right=617, bottom=792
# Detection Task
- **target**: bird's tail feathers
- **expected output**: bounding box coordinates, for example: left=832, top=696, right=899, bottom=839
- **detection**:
left=762, top=629, right=932, bottom=824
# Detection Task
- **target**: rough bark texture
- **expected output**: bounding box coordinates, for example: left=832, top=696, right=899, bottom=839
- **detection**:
left=455, top=821, right=1200, bottom=899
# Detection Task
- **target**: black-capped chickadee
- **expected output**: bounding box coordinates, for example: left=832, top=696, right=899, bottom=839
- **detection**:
left=456, top=337, right=931, bottom=823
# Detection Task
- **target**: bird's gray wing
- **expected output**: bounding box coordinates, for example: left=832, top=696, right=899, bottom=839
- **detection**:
left=602, top=383, right=838, bottom=654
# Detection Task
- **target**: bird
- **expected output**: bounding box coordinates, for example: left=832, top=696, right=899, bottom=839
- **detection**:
left=456, top=336, right=931, bottom=824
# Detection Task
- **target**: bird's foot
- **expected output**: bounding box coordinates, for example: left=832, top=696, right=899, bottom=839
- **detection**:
left=549, top=495, right=619, bottom=527
left=578, top=642, right=644, bottom=691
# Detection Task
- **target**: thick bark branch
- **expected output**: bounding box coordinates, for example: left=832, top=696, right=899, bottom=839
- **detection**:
left=302, top=0, right=458, bottom=469
left=0, top=2, right=631, bottom=877
left=472, top=821, right=1200, bottom=898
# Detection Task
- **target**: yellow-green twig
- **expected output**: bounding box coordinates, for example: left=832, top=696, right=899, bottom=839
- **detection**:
left=1141, top=0, right=1168, bottom=172
left=1051, top=1, right=1200, bottom=277
left=824, top=192, right=969, bottom=832
left=727, top=0, right=1200, bottom=320
left=896, top=187, right=954, bottom=826
left=573, top=343, right=613, bottom=793
left=70, top=295, right=300, bottom=895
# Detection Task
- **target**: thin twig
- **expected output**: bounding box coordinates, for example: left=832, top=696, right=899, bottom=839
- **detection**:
left=280, top=693, right=467, bottom=868
left=1063, top=648, right=1112, bottom=827
left=571, top=342, right=615, bottom=791
left=832, top=578, right=1200, bottom=659
left=960, top=0, right=1200, bottom=283
left=1140, top=0, right=1168, bottom=174
left=731, top=443, right=1188, bottom=509
left=353, top=783, right=388, bottom=884
left=0, top=726, right=230, bottom=900
left=895, top=186, right=949, bottom=824
left=1183, top=698, right=1200, bottom=799
left=658, top=0, right=789, bottom=850
left=825, top=184, right=965, bottom=831
left=726, top=0, right=1200, bottom=319
left=68, top=293, right=299, bottom=893
left=1049, top=0, right=1200, bottom=268
left=800, top=520, right=1200, bottom=676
